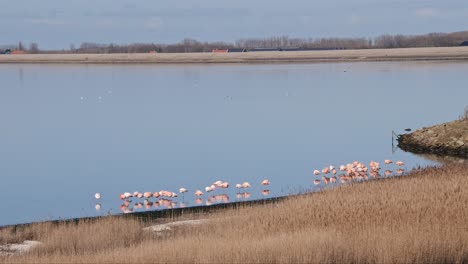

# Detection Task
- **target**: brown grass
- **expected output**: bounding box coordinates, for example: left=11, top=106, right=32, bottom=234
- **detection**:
left=1, top=164, right=467, bottom=263
left=1, top=46, right=468, bottom=64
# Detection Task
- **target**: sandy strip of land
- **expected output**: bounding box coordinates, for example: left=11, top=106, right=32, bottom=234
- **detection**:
left=1, top=47, right=468, bottom=64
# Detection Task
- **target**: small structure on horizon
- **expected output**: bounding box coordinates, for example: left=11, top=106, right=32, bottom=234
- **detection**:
left=249, top=48, right=280, bottom=52
left=0, top=48, right=12, bottom=54
left=228, top=48, right=247, bottom=53
left=460, top=41, right=468, bottom=46
left=11, top=50, right=26, bottom=55
left=212, top=49, right=228, bottom=53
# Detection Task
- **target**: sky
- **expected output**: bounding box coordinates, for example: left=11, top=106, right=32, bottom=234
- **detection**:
left=0, top=0, right=467, bottom=50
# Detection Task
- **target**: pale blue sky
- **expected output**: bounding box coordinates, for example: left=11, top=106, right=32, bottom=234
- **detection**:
left=1, top=0, right=467, bottom=49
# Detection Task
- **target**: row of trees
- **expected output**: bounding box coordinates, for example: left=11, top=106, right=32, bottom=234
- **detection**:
left=6, top=31, right=468, bottom=54
left=374, top=31, right=468, bottom=48
left=72, top=31, right=468, bottom=53
left=73, top=39, right=235, bottom=53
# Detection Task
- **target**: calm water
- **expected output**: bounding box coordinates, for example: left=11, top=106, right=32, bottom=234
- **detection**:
left=1, top=61, right=467, bottom=226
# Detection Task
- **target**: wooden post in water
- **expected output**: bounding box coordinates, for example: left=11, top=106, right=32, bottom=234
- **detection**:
left=391, top=130, right=400, bottom=154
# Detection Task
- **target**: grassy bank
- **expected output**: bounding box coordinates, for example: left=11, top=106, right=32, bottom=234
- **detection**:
left=398, top=119, right=468, bottom=157
left=1, top=47, right=468, bottom=64
left=1, top=163, right=467, bottom=263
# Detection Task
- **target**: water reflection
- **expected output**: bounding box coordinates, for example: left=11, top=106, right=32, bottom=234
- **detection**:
left=1, top=62, right=468, bottom=225
left=413, top=153, right=468, bottom=165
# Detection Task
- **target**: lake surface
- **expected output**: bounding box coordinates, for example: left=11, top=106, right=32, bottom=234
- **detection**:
left=1, top=61, right=467, bottom=226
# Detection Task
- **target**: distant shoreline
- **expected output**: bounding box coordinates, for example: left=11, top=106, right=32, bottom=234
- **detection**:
left=1, top=47, right=468, bottom=64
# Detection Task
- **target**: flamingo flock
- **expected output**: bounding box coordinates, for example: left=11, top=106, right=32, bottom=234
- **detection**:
left=94, top=179, right=272, bottom=213
left=313, top=159, right=405, bottom=186
left=94, top=159, right=406, bottom=213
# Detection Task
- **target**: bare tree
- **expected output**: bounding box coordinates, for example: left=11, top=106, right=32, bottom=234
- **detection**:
left=29, top=43, right=39, bottom=53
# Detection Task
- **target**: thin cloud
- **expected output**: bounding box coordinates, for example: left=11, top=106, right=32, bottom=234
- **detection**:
left=144, top=17, right=164, bottom=29
left=349, top=14, right=361, bottom=25
left=415, top=8, right=439, bottom=17
left=26, top=18, right=66, bottom=25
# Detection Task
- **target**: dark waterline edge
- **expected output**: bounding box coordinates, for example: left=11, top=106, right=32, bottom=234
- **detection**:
left=0, top=194, right=294, bottom=230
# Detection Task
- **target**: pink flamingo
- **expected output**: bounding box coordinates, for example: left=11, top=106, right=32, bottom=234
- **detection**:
left=261, top=179, right=270, bottom=185
left=322, top=176, right=330, bottom=185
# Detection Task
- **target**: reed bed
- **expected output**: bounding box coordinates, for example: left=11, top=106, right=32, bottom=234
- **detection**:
left=1, top=164, right=467, bottom=263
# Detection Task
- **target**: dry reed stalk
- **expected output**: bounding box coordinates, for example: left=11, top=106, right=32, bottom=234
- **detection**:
left=2, top=164, right=467, bottom=263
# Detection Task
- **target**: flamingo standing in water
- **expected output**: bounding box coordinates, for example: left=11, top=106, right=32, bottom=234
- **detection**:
left=95, top=193, right=101, bottom=200
left=213, top=180, right=223, bottom=187
left=195, top=190, right=204, bottom=196
left=313, top=179, right=321, bottom=185
left=179, top=188, right=188, bottom=200
left=313, top=170, right=320, bottom=175
left=322, top=176, right=330, bottom=185
left=396, top=161, right=405, bottom=166
left=384, top=159, right=392, bottom=165
left=261, top=179, right=270, bottom=186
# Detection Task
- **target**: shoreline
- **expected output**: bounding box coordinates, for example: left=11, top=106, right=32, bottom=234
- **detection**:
left=398, top=119, right=468, bottom=158
left=1, top=47, right=468, bottom=64
left=0, top=194, right=291, bottom=229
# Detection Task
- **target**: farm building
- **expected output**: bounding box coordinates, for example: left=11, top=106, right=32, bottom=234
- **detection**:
left=0, top=48, right=11, bottom=54
left=228, top=48, right=246, bottom=53
left=212, top=49, right=228, bottom=53
left=11, top=50, right=26, bottom=55
left=248, top=48, right=281, bottom=52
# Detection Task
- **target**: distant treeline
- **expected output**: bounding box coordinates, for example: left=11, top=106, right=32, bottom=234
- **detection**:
left=3, top=31, right=468, bottom=54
